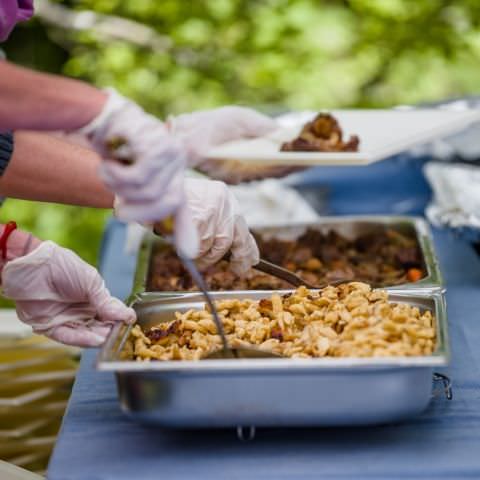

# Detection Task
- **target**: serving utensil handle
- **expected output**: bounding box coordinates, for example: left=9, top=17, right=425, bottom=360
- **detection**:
left=253, top=259, right=312, bottom=288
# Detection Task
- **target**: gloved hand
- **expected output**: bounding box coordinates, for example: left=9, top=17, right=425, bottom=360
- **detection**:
left=78, top=88, right=198, bottom=257
left=1, top=240, right=136, bottom=347
left=168, top=106, right=277, bottom=162
left=155, top=178, right=259, bottom=276
left=169, top=106, right=302, bottom=183
left=80, top=88, right=186, bottom=222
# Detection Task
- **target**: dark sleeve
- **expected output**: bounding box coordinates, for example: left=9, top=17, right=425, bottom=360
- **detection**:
left=0, top=131, right=14, bottom=176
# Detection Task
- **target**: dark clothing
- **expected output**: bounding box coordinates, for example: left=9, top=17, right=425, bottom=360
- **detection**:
left=0, top=130, right=14, bottom=176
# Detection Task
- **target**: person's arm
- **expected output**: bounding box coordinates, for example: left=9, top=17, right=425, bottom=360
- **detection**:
left=0, top=61, right=107, bottom=131
left=0, top=131, right=113, bottom=208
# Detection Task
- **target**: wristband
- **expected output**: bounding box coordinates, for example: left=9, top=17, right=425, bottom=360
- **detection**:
left=0, top=221, right=17, bottom=259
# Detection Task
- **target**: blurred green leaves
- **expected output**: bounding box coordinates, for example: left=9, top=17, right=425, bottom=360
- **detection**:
left=40, top=0, right=480, bottom=113
left=0, top=200, right=109, bottom=266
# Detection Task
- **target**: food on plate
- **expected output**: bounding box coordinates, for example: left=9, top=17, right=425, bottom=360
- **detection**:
left=280, top=113, right=359, bottom=152
left=130, top=283, right=436, bottom=361
left=148, top=227, right=426, bottom=291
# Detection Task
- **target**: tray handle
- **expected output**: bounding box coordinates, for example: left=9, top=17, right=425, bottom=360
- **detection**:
left=433, top=372, right=453, bottom=400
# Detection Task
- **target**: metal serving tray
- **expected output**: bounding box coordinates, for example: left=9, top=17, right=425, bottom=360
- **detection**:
left=98, top=290, right=449, bottom=428
left=130, top=215, right=443, bottom=301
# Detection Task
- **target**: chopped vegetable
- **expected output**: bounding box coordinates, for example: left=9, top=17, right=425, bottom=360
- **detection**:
left=407, top=268, right=423, bottom=282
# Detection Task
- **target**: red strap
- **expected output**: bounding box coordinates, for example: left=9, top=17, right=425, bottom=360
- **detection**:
left=0, top=221, right=17, bottom=260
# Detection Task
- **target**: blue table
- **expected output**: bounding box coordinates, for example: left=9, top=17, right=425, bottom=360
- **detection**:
left=48, top=157, right=480, bottom=479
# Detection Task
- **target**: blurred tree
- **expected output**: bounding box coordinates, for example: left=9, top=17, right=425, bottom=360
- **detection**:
left=2, top=0, right=480, bottom=307
left=10, top=0, right=480, bottom=114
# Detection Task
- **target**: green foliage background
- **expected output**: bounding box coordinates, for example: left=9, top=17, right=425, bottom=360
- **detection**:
left=2, top=0, right=480, bottom=302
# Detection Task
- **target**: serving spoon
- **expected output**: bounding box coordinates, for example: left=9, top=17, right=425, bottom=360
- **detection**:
left=220, top=249, right=350, bottom=290
left=253, top=258, right=349, bottom=290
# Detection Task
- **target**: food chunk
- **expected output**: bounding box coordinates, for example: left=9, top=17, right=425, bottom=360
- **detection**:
left=280, top=113, right=359, bottom=152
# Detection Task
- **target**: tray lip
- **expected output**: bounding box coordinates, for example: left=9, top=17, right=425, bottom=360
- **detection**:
left=133, top=214, right=444, bottom=297
left=97, top=289, right=449, bottom=373
left=127, top=234, right=153, bottom=305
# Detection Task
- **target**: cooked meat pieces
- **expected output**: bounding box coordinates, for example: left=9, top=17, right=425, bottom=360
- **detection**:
left=395, top=247, right=422, bottom=267
left=281, top=113, right=360, bottom=152
left=148, top=227, right=425, bottom=291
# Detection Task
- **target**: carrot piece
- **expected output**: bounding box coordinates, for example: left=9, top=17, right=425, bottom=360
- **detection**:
left=407, top=268, right=423, bottom=282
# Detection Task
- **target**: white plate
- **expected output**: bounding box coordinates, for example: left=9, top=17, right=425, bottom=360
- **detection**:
left=206, top=109, right=480, bottom=166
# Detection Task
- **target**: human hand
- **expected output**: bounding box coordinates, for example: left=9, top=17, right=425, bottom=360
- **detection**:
left=155, top=178, right=259, bottom=276
left=170, top=106, right=304, bottom=183
left=1, top=240, right=136, bottom=347
left=169, top=106, right=277, bottom=162
left=79, top=88, right=198, bottom=257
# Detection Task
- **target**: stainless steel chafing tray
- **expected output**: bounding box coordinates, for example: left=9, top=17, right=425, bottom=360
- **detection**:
left=98, top=290, right=449, bottom=428
left=130, top=216, right=443, bottom=299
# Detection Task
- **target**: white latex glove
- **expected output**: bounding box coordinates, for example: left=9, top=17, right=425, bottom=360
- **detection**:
left=155, top=178, right=259, bottom=276
left=78, top=88, right=199, bottom=258
left=169, top=106, right=304, bottom=184
left=1, top=241, right=136, bottom=347
left=169, top=106, right=277, bottom=162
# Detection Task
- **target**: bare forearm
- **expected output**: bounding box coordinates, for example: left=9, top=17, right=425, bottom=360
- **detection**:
left=0, top=61, right=107, bottom=131
left=0, top=131, right=114, bottom=208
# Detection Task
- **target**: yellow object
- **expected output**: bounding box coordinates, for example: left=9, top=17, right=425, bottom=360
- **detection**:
left=153, top=216, right=175, bottom=237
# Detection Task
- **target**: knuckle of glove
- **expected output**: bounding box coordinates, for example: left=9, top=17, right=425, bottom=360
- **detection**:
left=230, top=258, right=251, bottom=277
left=50, top=325, right=106, bottom=348
left=97, top=297, right=136, bottom=324
left=198, top=235, right=233, bottom=268
left=230, top=232, right=259, bottom=276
